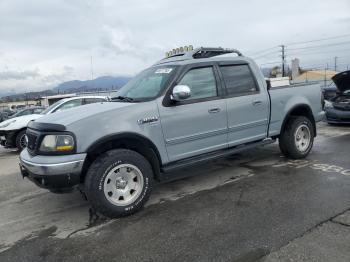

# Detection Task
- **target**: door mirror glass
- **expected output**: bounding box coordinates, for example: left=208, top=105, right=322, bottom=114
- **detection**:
left=171, top=85, right=191, bottom=101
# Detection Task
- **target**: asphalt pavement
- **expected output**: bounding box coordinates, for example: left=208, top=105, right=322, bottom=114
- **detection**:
left=0, top=122, right=350, bottom=262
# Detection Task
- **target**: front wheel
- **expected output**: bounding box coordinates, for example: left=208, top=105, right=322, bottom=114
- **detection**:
left=279, top=116, right=314, bottom=159
left=84, top=149, right=153, bottom=218
left=15, top=129, right=28, bottom=151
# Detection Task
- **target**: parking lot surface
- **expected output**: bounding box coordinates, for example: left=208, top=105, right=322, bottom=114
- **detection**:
left=0, top=122, right=350, bottom=262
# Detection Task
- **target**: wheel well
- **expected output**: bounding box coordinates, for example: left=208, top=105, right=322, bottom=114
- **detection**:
left=82, top=134, right=162, bottom=181
left=13, top=128, right=27, bottom=145
left=280, top=105, right=316, bottom=136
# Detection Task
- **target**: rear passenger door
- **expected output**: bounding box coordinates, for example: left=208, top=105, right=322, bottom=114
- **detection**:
left=218, top=63, right=269, bottom=147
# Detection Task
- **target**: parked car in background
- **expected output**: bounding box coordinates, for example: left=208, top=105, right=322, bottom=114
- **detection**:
left=19, top=46, right=324, bottom=218
left=8, top=106, right=46, bottom=119
left=324, top=70, right=350, bottom=124
left=0, top=111, right=8, bottom=123
left=323, top=86, right=338, bottom=101
left=0, top=108, right=16, bottom=122
left=0, top=96, right=108, bottom=150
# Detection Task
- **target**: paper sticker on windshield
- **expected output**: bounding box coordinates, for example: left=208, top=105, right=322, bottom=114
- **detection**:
left=155, top=68, right=173, bottom=74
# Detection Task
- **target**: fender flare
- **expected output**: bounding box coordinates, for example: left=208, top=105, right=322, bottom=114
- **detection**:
left=280, top=104, right=316, bottom=136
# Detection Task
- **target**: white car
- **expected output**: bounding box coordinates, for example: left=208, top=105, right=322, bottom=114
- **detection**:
left=0, top=96, right=108, bottom=150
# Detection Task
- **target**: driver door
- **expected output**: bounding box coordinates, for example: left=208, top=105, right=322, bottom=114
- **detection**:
left=158, top=65, right=228, bottom=162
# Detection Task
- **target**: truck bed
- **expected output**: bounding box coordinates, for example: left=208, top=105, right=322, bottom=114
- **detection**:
left=268, top=82, right=323, bottom=137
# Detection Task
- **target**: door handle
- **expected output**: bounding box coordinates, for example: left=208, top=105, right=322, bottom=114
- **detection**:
left=252, top=100, right=263, bottom=106
left=208, top=108, right=221, bottom=113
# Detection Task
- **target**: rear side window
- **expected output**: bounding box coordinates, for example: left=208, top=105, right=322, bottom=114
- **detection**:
left=54, top=99, right=83, bottom=112
left=178, top=67, right=217, bottom=100
left=17, top=109, right=32, bottom=116
left=33, top=108, right=44, bottom=114
left=220, top=65, right=258, bottom=96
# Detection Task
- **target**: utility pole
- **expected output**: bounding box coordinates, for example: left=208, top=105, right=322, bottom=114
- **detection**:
left=306, top=71, right=308, bottom=83
left=324, top=65, right=326, bottom=88
left=334, top=56, right=338, bottom=72
left=324, top=63, right=328, bottom=88
left=280, top=45, right=285, bottom=77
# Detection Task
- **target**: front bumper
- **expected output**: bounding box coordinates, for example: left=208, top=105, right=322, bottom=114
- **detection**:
left=19, top=149, right=87, bottom=190
left=325, top=108, right=350, bottom=124
left=0, top=130, right=17, bottom=148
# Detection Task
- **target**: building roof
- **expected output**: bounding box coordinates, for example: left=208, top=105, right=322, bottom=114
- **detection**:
left=295, top=70, right=337, bottom=81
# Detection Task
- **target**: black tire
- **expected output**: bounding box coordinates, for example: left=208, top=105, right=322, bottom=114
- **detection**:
left=279, top=116, right=314, bottom=159
left=15, top=129, right=27, bottom=151
left=84, top=149, right=153, bottom=218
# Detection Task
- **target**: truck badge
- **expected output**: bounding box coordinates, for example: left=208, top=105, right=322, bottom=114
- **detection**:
left=137, top=116, right=159, bottom=125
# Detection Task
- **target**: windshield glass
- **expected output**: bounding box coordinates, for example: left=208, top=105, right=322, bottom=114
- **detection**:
left=13, top=109, right=29, bottom=117
left=40, top=100, right=65, bottom=115
left=116, top=65, right=178, bottom=101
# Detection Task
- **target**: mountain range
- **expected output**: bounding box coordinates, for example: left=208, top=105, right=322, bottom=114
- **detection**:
left=0, top=75, right=132, bottom=101
left=53, top=76, right=131, bottom=93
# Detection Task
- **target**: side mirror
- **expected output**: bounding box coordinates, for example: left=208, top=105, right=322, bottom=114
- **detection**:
left=171, top=85, right=191, bottom=101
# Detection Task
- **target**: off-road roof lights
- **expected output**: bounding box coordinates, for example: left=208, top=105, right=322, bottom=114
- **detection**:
left=164, top=46, right=243, bottom=60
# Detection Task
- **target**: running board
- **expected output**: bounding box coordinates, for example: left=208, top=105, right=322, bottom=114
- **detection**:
left=161, top=138, right=276, bottom=173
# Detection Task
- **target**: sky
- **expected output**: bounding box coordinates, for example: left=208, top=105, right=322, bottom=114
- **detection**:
left=0, top=0, right=349, bottom=94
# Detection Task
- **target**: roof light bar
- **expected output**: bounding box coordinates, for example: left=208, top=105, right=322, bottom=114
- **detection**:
left=165, top=45, right=193, bottom=57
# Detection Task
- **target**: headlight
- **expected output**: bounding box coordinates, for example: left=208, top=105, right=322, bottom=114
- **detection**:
left=39, top=134, right=75, bottom=152
left=324, top=100, right=334, bottom=109
left=0, top=119, right=16, bottom=128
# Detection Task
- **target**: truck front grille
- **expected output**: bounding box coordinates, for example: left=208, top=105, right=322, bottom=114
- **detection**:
left=26, top=131, right=38, bottom=152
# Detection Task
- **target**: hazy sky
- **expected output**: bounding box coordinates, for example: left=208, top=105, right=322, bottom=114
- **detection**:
left=0, top=0, right=349, bottom=93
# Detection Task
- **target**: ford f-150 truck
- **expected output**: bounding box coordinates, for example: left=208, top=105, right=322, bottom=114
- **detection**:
left=19, top=47, right=325, bottom=218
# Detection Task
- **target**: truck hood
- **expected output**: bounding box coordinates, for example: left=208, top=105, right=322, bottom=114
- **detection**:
left=35, top=102, right=134, bottom=127
left=0, top=114, right=42, bottom=130
left=332, top=70, right=350, bottom=93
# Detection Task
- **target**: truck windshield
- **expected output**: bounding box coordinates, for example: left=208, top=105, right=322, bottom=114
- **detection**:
left=115, top=65, right=178, bottom=102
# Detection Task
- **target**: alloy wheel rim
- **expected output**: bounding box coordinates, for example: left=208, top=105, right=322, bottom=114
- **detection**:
left=20, top=134, right=28, bottom=149
left=103, top=164, right=144, bottom=206
left=294, top=124, right=311, bottom=152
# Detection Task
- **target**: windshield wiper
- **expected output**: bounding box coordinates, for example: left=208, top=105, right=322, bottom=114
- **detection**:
left=111, top=96, right=134, bottom=102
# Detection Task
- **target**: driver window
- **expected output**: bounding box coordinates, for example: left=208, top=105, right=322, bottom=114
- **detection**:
left=178, top=67, right=217, bottom=100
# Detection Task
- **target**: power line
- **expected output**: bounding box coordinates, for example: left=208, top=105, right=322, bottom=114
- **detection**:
left=286, top=47, right=350, bottom=57
left=296, top=58, right=350, bottom=68
left=246, top=46, right=279, bottom=56
left=258, top=61, right=281, bottom=66
left=286, top=40, right=350, bottom=51
left=253, top=50, right=280, bottom=59
left=285, top=33, right=350, bottom=46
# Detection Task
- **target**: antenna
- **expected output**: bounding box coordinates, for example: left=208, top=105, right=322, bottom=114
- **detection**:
left=90, top=56, right=94, bottom=80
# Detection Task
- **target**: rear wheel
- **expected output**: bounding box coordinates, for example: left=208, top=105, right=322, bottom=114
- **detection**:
left=279, top=116, right=314, bottom=159
left=15, top=129, right=28, bottom=151
left=84, top=149, right=153, bottom=218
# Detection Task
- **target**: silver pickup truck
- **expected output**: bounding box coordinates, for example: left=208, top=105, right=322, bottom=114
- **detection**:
left=19, top=47, right=325, bottom=218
